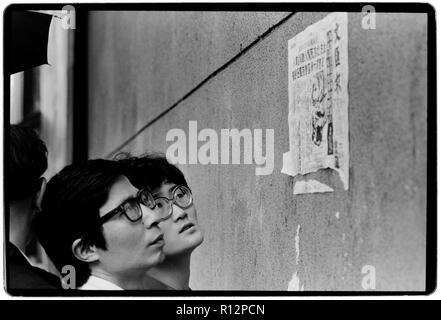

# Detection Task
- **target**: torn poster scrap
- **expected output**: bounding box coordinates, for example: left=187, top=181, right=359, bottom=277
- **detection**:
left=283, top=12, right=349, bottom=192
left=282, top=150, right=334, bottom=194
left=293, top=179, right=334, bottom=195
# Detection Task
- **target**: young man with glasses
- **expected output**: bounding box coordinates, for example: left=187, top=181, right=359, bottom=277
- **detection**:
left=36, top=159, right=168, bottom=290
left=118, top=154, right=204, bottom=290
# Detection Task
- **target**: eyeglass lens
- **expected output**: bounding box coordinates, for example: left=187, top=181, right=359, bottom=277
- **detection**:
left=154, top=186, right=192, bottom=217
left=120, top=189, right=156, bottom=222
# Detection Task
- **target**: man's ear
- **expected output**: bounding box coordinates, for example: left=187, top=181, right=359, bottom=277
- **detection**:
left=34, top=177, right=47, bottom=212
left=72, top=238, right=100, bottom=263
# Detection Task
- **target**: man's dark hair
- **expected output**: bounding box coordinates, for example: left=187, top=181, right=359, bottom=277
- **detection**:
left=116, top=153, right=188, bottom=191
left=35, top=159, right=126, bottom=287
left=9, top=124, right=48, bottom=201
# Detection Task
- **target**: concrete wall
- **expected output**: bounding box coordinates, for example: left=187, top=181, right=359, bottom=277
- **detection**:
left=88, top=12, right=427, bottom=291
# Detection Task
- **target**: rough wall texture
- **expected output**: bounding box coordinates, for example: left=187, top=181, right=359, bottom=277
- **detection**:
left=88, top=12, right=427, bottom=291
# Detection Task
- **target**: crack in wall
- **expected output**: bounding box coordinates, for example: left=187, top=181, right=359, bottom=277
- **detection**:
left=104, top=12, right=297, bottom=159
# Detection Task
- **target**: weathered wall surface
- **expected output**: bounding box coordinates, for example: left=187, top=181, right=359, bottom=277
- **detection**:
left=88, top=11, right=290, bottom=157
left=88, top=12, right=427, bottom=291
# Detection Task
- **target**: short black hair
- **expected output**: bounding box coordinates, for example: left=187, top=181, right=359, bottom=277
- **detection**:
left=36, top=159, right=126, bottom=287
left=9, top=124, right=48, bottom=201
left=116, top=152, right=188, bottom=191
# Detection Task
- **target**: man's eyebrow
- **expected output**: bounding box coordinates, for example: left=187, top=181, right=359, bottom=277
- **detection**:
left=115, top=192, right=138, bottom=208
left=153, top=185, right=176, bottom=198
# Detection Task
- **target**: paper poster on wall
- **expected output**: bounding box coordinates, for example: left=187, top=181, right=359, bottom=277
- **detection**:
left=282, top=12, right=349, bottom=193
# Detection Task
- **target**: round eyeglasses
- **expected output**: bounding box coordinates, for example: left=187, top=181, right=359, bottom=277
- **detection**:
left=153, top=185, right=193, bottom=218
left=98, top=188, right=172, bottom=225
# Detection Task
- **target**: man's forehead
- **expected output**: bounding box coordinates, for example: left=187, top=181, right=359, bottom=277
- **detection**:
left=155, top=182, right=176, bottom=195
left=99, top=175, right=138, bottom=215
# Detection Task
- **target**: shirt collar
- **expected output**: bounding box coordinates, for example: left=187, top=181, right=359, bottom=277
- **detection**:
left=15, top=245, right=33, bottom=266
left=79, top=275, right=124, bottom=290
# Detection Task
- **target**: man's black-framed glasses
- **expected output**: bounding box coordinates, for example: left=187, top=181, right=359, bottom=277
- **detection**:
left=153, top=185, right=193, bottom=218
left=98, top=188, right=171, bottom=225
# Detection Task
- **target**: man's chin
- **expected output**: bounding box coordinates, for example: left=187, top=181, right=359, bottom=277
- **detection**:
left=191, top=229, right=204, bottom=247
left=143, top=248, right=166, bottom=268
left=166, top=238, right=204, bottom=256
left=158, top=251, right=166, bottom=263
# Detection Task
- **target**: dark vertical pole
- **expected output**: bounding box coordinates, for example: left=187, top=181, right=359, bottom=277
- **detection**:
left=72, top=8, right=89, bottom=164
left=426, top=6, right=437, bottom=294
left=3, top=7, right=12, bottom=250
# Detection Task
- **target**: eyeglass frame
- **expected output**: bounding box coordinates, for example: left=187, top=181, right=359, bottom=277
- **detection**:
left=81, top=185, right=192, bottom=241
left=97, top=187, right=170, bottom=226
left=152, top=184, right=193, bottom=217
left=80, top=187, right=170, bottom=242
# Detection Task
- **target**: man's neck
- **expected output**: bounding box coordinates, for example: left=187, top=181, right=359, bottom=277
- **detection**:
left=9, top=202, right=33, bottom=253
left=90, top=267, right=146, bottom=290
left=147, top=254, right=191, bottom=290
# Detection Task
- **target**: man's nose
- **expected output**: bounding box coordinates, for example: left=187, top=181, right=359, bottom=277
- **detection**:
left=140, top=204, right=161, bottom=228
left=172, top=203, right=187, bottom=221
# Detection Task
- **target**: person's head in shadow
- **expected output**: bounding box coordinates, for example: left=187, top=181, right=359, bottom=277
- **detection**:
left=118, top=153, right=204, bottom=290
left=36, top=159, right=166, bottom=290
left=9, top=124, right=48, bottom=253
left=8, top=124, right=61, bottom=290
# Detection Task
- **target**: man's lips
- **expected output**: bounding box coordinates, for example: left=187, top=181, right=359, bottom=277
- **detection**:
left=179, top=222, right=195, bottom=233
left=150, top=234, right=164, bottom=245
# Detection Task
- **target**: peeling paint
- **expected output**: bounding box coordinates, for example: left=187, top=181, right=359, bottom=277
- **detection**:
left=287, top=272, right=304, bottom=291
left=294, top=224, right=301, bottom=265
left=257, top=202, right=264, bottom=230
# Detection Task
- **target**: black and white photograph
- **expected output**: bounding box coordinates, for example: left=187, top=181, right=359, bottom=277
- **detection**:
left=2, top=3, right=435, bottom=297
